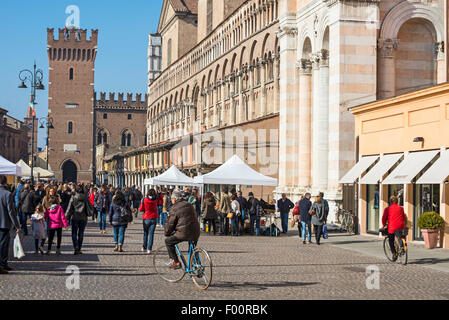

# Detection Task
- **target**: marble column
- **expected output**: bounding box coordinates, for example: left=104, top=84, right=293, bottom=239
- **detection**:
left=298, top=59, right=312, bottom=190
left=260, top=59, right=267, bottom=116
left=317, top=49, right=329, bottom=191
left=377, top=39, right=398, bottom=99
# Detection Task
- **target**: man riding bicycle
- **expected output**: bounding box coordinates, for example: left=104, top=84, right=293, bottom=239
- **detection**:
left=165, top=189, right=200, bottom=269
left=381, top=195, right=407, bottom=261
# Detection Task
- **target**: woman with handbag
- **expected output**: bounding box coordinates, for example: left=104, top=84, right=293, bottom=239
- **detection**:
left=230, top=195, right=241, bottom=236
left=309, top=195, right=326, bottom=245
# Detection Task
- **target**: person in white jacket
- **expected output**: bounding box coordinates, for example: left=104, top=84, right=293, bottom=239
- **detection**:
left=31, top=205, right=46, bottom=255
left=231, top=195, right=241, bottom=236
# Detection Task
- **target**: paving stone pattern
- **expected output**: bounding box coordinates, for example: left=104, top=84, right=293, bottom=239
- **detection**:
left=1, top=218, right=449, bottom=300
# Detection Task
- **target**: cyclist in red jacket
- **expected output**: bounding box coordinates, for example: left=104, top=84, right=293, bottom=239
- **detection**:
left=382, top=196, right=407, bottom=261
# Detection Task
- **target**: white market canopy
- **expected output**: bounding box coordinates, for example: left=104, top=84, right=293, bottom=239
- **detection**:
left=339, top=155, right=379, bottom=184
left=416, top=150, right=449, bottom=184
left=0, top=155, right=22, bottom=176
left=16, top=160, right=54, bottom=178
left=193, top=155, right=278, bottom=186
left=382, top=150, right=440, bottom=185
left=144, top=165, right=198, bottom=186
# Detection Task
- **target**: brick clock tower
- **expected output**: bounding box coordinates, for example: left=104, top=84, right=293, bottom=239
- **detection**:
left=47, top=28, right=98, bottom=183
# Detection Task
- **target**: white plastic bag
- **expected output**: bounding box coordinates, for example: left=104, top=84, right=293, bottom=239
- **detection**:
left=13, top=234, right=25, bottom=259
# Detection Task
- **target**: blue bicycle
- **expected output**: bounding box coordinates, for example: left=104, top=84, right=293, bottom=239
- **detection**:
left=153, top=241, right=213, bottom=290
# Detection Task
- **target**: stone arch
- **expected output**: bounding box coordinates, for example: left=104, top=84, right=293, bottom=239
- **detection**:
left=239, top=46, right=248, bottom=68
left=230, top=52, right=238, bottom=72
left=249, top=40, right=258, bottom=63
left=395, top=18, right=438, bottom=95
left=261, top=32, right=273, bottom=57
left=380, top=1, right=444, bottom=42
left=61, top=159, right=78, bottom=183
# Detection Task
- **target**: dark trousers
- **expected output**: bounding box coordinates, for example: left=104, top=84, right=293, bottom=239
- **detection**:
left=219, top=213, right=229, bottom=234
left=297, top=221, right=303, bottom=238
left=250, top=215, right=261, bottom=235
left=314, top=225, right=324, bottom=244
left=165, top=235, right=183, bottom=261
left=280, top=212, right=289, bottom=233
left=48, top=228, right=62, bottom=251
left=34, top=239, right=45, bottom=251
left=0, top=228, right=10, bottom=270
left=20, top=212, right=30, bottom=235
left=205, top=219, right=216, bottom=235
left=240, top=210, right=246, bottom=232
left=388, top=230, right=404, bottom=255
left=71, top=220, right=87, bottom=251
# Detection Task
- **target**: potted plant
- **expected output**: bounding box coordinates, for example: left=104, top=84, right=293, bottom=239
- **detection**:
left=417, top=212, right=445, bottom=249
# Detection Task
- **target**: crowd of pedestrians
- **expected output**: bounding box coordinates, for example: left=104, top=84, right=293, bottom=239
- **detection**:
left=0, top=172, right=335, bottom=275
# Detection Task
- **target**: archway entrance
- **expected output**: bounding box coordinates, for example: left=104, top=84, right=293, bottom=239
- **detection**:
left=62, top=160, right=77, bottom=183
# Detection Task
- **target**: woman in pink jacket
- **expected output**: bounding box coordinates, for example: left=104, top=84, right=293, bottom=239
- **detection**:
left=44, top=197, right=69, bottom=255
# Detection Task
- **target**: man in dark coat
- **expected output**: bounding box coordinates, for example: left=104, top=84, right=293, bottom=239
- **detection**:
left=236, top=191, right=248, bottom=233
left=0, top=175, right=20, bottom=274
left=299, top=193, right=312, bottom=244
left=19, top=184, right=40, bottom=236
left=164, top=189, right=200, bottom=270
left=277, top=193, right=294, bottom=234
left=247, top=192, right=261, bottom=236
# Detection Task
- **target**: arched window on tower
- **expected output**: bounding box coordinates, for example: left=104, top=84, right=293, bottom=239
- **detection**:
left=121, top=130, right=132, bottom=147
left=69, top=68, right=74, bottom=80
left=68, top=122, right=73, bottom=134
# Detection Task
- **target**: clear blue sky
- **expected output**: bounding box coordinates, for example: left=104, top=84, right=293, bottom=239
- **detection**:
left=0, top=0, right=163, bottom=149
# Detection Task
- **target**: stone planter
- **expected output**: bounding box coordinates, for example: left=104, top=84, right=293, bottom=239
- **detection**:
left=422, top=229, right=440, bottom=249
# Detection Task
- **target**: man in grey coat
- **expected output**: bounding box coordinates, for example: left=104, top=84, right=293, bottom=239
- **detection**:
left=0, top=175, right=20, bottom=274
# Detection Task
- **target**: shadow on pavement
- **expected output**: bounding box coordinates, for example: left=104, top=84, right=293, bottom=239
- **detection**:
left=408, top=257, right=449, bottom=265
left=209, top=281, right=319, bottom=291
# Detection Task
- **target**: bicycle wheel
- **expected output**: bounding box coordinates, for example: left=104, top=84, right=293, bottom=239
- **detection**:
left=383, top=237, right=395, bottom=262
left=398, top=239, right=408, bottom=266
left=153, top=246, right=186, bottom=283
left=189, top=248, right=213, bottom=290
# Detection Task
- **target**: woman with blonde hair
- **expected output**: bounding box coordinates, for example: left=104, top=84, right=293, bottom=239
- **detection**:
left=309, top=195, right=327, bottom=245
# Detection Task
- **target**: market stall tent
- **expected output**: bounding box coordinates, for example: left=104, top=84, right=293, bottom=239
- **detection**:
left=193, top=155, right=278, bottom=186
left=0, top=155, right=21, bottom=176
left=144, top=165, right=198, bottom=186
left=16, top=160, right=54, bottom=178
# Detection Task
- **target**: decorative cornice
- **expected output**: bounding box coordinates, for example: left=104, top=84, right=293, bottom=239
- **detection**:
left=324, top=0, right=380, bottom=7
left=276, top=26, right=298, bottom=39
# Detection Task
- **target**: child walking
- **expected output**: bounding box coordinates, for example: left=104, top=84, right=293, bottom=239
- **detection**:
left=31, top=205, right=46, bottom=255
left=44, top=196, right=69, bottom=255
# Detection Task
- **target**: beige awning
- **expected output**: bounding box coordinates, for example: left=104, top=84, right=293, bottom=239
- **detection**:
left=416, top=150, right=449, bottom=184
left=359, top=153, right=403, bottom=185
left=382, top=150, right=440, bottom=185
left=339, top=156, right=379, bottom=184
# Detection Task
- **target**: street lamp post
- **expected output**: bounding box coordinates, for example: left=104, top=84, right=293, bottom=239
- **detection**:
left=18, top=61, right=45, bottom=185
left=39, top=117, right=54, bottom=170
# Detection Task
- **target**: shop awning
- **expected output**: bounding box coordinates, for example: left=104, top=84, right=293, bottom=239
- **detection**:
left=359, top=153, right=403, bottom=184
left=382, top=150, right=440, bottom=185
left=339, top=156, right=379, bottom=184
left=416, top=150, right=449, bottom=184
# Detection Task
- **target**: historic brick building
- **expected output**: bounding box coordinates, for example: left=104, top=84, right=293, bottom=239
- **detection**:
left=46, top=28, right=147, bottom=183
left=0, top=107, right=29, bottom=164
left=103, top=0, right=281, bottom=199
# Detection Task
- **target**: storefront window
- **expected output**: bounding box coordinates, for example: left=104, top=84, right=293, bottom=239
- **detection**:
left=414, top=184, right=440, bottom=240
left=366, top=184, right=380, bottom=233
left=388, top=184, right=404, bottom=206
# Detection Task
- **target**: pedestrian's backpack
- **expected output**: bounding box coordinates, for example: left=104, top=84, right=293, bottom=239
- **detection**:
left=119, top=205, right=133, bottom=223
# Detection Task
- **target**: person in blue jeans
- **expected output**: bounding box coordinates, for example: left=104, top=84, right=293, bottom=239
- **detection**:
left=95, top=187, right=110, bottom=234
left=156, top=189, right=163, bottom=226
left=299, top=193, right=312, bottom=244
left=139, top=189, right=159, bottom=254
left=277, top=193, right=294, bottom=234
left=109, top=190, right=130, bottom=252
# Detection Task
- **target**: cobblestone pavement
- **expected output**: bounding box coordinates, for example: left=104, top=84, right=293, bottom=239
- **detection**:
left=1, top=218, right=449, bottom=300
